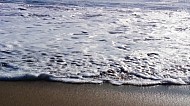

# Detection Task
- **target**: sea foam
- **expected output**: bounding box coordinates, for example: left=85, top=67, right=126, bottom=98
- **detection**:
left=0, top=0, right=190, bottom=85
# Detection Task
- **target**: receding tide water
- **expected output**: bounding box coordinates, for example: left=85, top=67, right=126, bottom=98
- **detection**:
left=0, top=0, right=190, bottom=85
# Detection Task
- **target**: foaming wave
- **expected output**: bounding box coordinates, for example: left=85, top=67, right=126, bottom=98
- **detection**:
left=0, top=0, right=190, bottom=86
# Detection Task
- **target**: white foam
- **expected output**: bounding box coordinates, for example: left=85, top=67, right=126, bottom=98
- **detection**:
left=50, top=77, right=103, bottom=84
left=0, top=0, right=190, bottom=85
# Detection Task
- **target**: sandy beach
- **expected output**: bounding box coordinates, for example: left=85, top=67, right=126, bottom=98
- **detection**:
left=0, top=81, right=190, bottom=106
left=1, top=0, right=190, bottom=106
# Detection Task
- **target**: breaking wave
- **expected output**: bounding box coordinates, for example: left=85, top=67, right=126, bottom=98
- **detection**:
left=0, top=0, right=190, bottom=85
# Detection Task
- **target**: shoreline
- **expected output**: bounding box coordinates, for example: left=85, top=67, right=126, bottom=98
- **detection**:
left=0, top=81, right=190, bottom=106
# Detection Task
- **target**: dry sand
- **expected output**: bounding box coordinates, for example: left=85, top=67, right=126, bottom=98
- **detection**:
left=0, top=81, right=190, bottom=106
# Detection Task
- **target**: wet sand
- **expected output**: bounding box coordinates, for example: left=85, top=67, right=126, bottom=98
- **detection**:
left=0, top=81, right=190, bottom=106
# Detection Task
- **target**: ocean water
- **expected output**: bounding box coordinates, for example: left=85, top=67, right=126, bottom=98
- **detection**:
left=0, top=0, right=190, bottom=85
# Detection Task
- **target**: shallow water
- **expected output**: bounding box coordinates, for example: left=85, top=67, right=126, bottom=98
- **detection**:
left=0, top=0, right=190, bottom=85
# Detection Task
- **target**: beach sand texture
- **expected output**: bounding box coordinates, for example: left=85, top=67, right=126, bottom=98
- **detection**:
left=0, top=81, right=190, bottom=106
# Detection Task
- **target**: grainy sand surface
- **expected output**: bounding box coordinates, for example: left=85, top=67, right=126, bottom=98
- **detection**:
left=0, top=81, right=190, bottom=106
